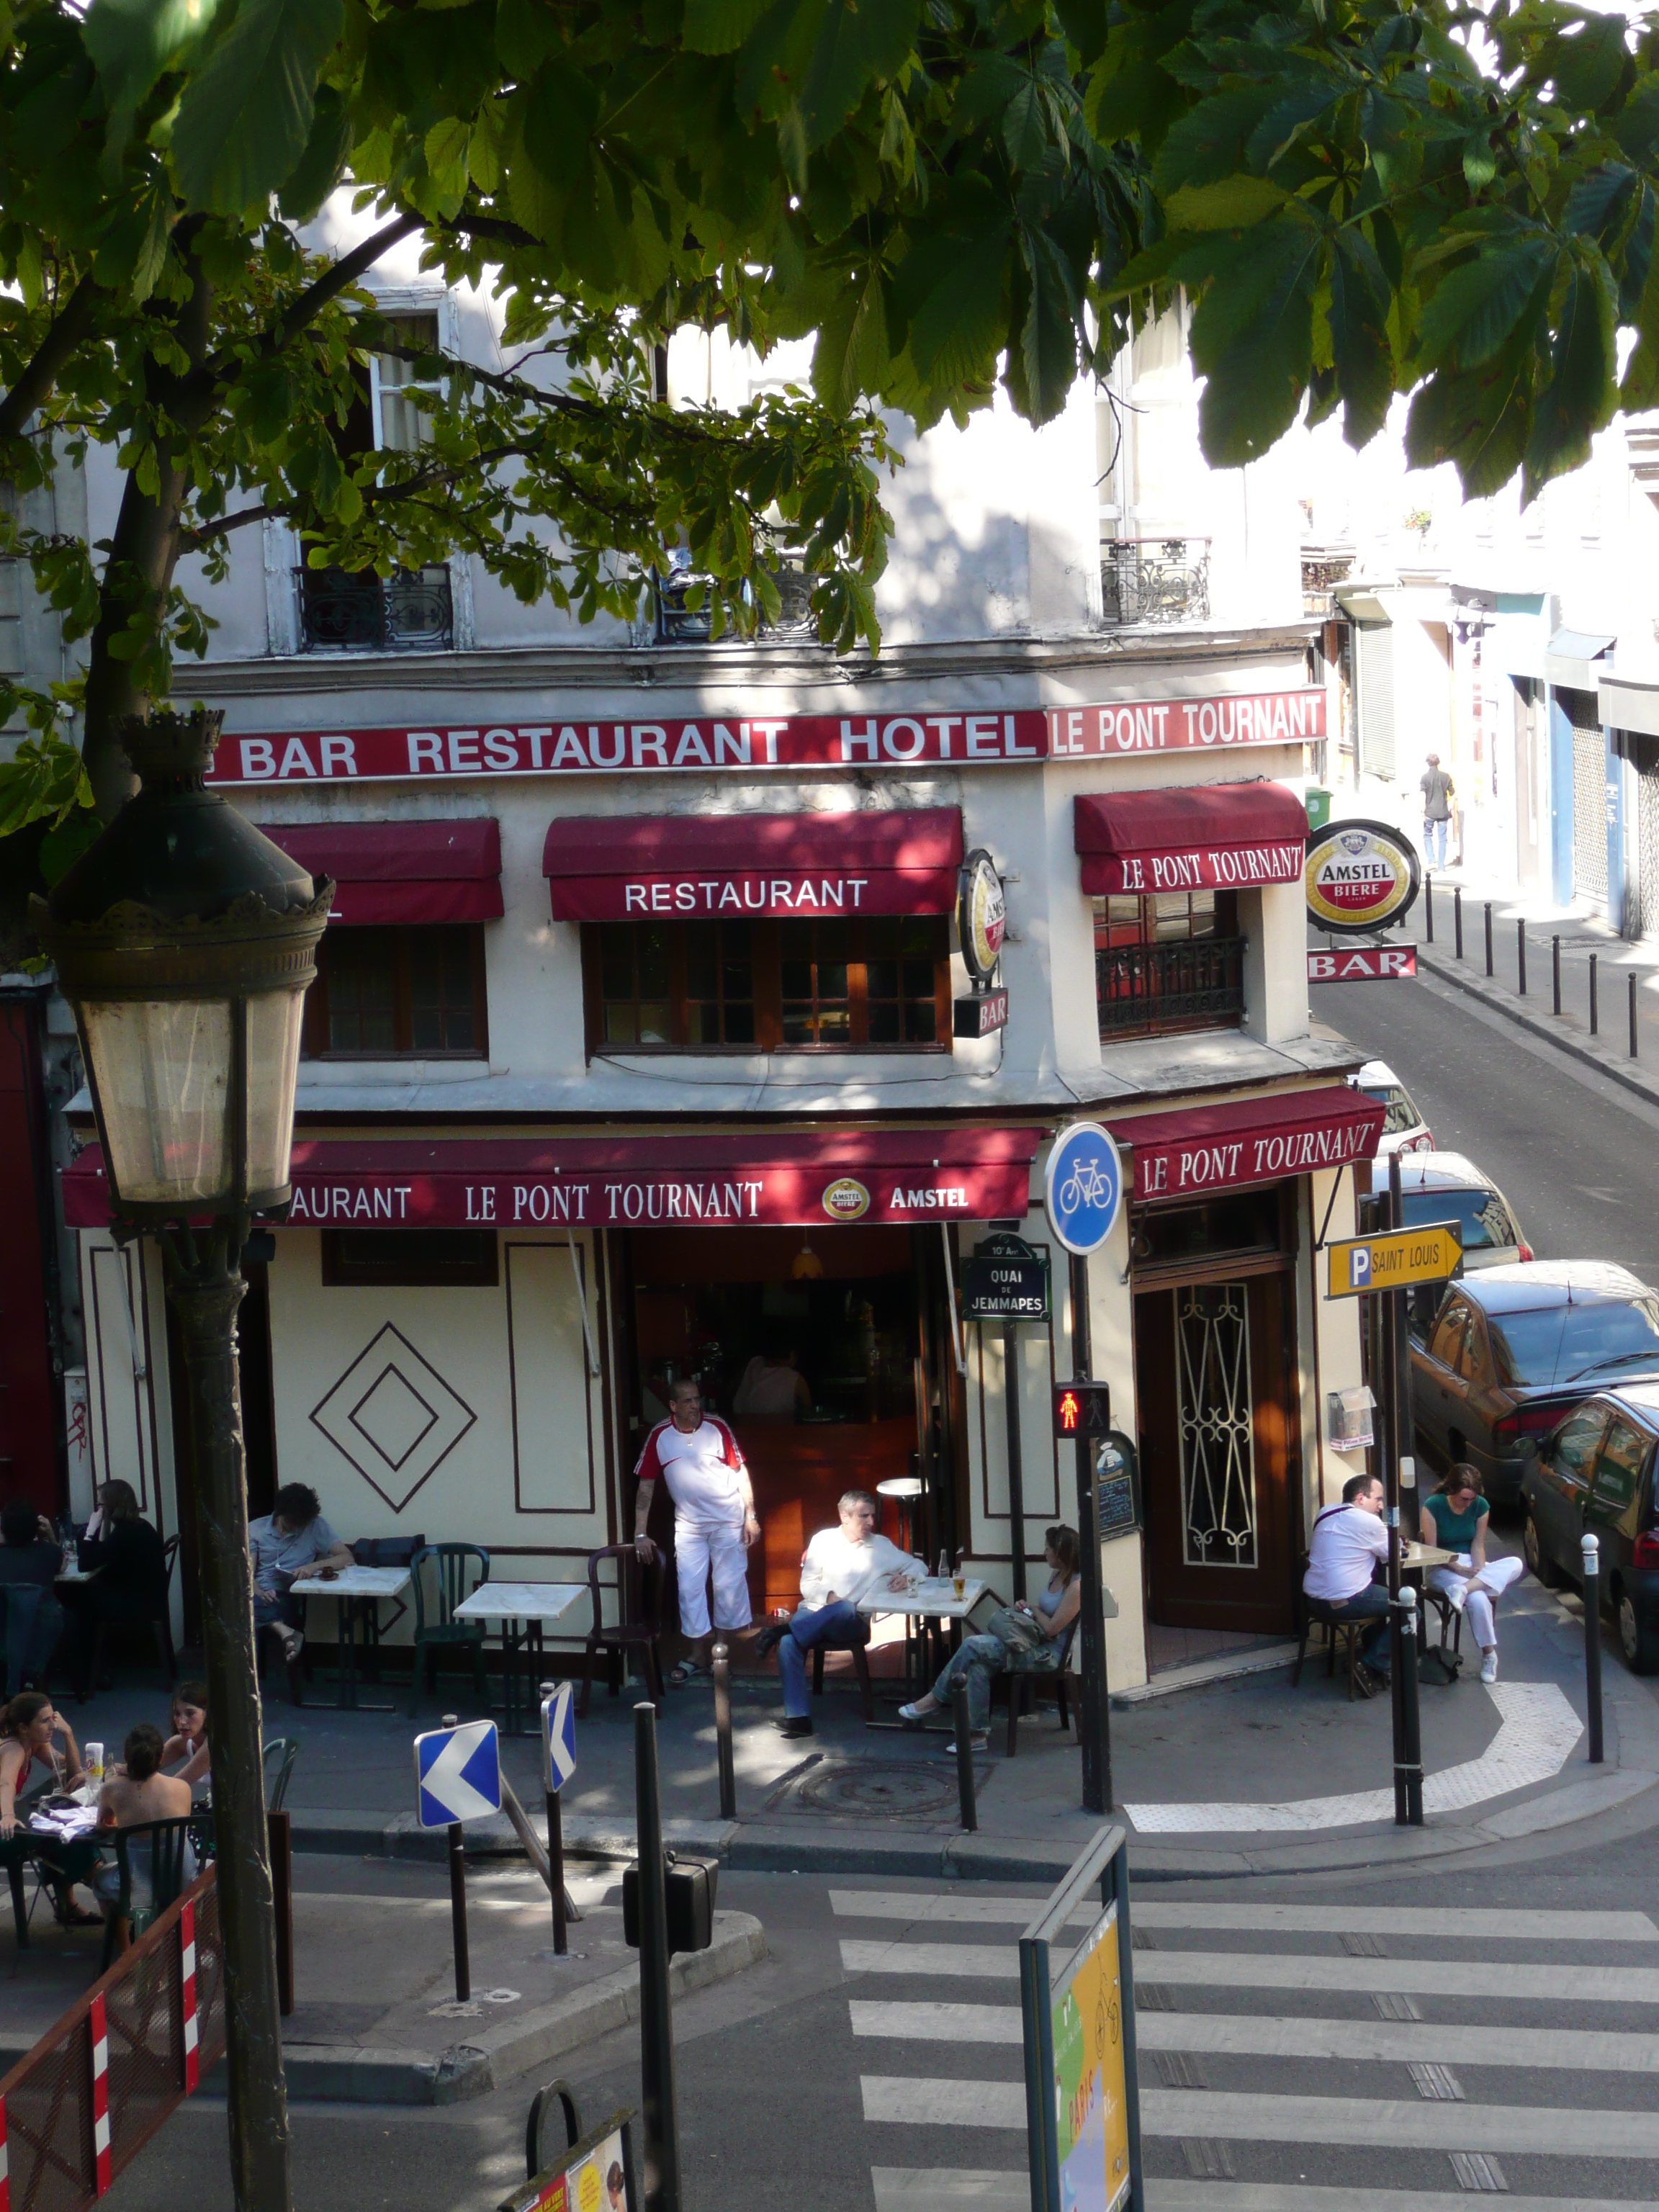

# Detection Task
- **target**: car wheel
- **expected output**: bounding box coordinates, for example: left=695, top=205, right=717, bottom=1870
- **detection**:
left=1617, top=1588, right=1659, bottom=1676
left=1523, top=1512, right=1563, bottom=1589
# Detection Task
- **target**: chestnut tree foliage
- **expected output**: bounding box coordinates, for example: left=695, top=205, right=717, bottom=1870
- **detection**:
left=1, top=0, right=1657, bottom=852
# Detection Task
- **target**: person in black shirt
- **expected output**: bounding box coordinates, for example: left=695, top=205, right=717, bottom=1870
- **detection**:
left=64, top=1480, right=169, bottom=1696
left=0, top=1498, right=66, bottom=1686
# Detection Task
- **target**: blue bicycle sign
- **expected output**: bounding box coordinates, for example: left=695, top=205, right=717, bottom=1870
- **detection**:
left=1045, top=1123, right=1124, bottom=1255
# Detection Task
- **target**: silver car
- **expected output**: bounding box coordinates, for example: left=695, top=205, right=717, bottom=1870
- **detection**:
left=1388, top=1150, right=1533, bottom=1271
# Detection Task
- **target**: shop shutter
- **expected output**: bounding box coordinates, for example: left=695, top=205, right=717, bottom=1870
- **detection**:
left=1638, top=760, right=1659, bottom=939
left=1562, top=686, right=1607, bottom=905
left=1354, top=619, right=1394, bottom=780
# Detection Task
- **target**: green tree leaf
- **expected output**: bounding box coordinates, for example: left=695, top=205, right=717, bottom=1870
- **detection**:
left=1180, top=215, right=1321, bottom=465
left=1526, top=252, right=1617, bottom=497
left=1416, top=235, right=1556, bottom=371
left=171, top=0, right=343, bottom=212
left=1328, top=230, right=1393, bottom=449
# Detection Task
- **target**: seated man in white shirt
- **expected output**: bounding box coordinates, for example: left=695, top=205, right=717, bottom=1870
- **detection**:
left=1304, top=1472, right=1392, bottom=1693
left=753, top=1490, right=925, bottom=1738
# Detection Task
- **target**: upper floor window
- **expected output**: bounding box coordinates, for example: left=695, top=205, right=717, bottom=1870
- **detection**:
left=303, top=925, right=487, bottom=1058
left=583, top=917, right=949, bottom=1055
left=1094, top=891, right=1244, bottom=1040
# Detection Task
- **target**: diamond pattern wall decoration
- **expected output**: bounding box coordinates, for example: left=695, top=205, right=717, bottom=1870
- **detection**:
left=309, top=1323, right=477, bottom=1512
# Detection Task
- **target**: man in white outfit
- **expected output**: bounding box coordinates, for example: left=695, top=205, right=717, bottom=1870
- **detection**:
left=753, top=1490, right=925, bottom=1737
left=633, top=1377, right=760, bottom=1681
left=1303, top=1472, right=1392, bottom=1692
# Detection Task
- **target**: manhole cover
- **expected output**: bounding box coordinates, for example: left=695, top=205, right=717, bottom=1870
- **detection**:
left=776, top=1758, right=991, bottom=1820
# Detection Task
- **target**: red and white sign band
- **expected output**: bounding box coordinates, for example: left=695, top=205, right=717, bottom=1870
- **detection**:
left=1, top=2092, right=9, bottom=2212
left=204, top=690, right=1327, bottom=786
left=1308, top=945, right=1418, bottom=982
left=1108, top=1087, right=1387, bottom=1201
left=1086, top=840, right=1304, bottom=895
left=181, top=1899, right=199, bottom=2093
left=89, top=1992, right=112, bottom=2195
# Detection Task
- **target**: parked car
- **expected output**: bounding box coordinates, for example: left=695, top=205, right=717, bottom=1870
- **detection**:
left=1409, top=1262, right=1659, bottom=1504
left=1353, top=1059, right=1433, bottom=1155
left=1392, top=1151, right=1532, bottom=1271
left=1521, top=1382, right=1659, bottom=1672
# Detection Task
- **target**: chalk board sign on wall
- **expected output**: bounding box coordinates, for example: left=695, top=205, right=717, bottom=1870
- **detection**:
left=1094, top=1432, right=1141, bottom=1539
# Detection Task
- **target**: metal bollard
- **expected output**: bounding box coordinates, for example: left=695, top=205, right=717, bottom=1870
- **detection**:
left=1455, top=886, right=1464, bottom=961
left=1484, top=902, right=1493, bottom=976
left=1583, top=1534, right=1604, bottom=1765
left=1393, top=1588, right=1424, bottom=1827
left=634, top=1703, right=682, bottom=2212
left=1553, top=935, right=1562, bottom=1015
left=1591, top=953, right=1599, bottom=1035
left=1516, top=920, right=1527, bottom=995
left=441, top=1712, right=470, bottom=2002
left=711, top=1641, right=737, bottom=1821
left=950, top=1677, right=978, bottom=1832
left=1632, top=972, right=1640, bottom=1060
left=1425, top=877, right=1434, bottom=943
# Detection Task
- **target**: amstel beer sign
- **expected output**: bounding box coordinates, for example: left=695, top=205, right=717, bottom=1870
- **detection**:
left=1305, top=818, right=1420, bottom=934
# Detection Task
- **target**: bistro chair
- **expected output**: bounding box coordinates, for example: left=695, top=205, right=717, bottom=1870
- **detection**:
left=810, top=1627, right=877, bottom=1722
left=408, top=1543, right=491, bottom=1716
left=999, top=1617, right=1079, bottom=1756
left=99, top=1815, right=199, bottom=1970
left=578, top=1546, right=667, bottom=1716
left=0, top=1584, right=47, bottom=1699
left=86, top=1531, right=180, bottom=1691
left=263, top=1736, right=300, bottom=1814
left=346, top=1532, right=425, bottom=1681
left=1291, top=1555, right=1368, bottom=1701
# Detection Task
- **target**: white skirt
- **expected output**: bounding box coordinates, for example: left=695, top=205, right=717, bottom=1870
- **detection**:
left=1428, top=1555, right=1525, bottom=1609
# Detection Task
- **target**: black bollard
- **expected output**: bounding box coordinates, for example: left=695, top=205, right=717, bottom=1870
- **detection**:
left=1484, top=902, right=1493, bottom=976
left=950, top=1677, right=978, bottom=1832
left=1591, top=953, right=1600, bottom=1035
left=1517, top=920, right=1527, bottom=996
left=711, top=1642, right=737, bottom=1820
left=1455, top=886, right=1464, bottom=961
left=1394, top=1589, right=1423, bottom=1827
left=1583, top=1535, right=1604, bottom=1765
left=1554, top=935, right=1562, bottom=1015
left=1632, top=972, right=1640, bottom=1061
left=1425, top=877, right=1434, bottom=942
left=447, top=1822, right=470, bottom=2001
left=634, top=1703, right=681, bottom=2212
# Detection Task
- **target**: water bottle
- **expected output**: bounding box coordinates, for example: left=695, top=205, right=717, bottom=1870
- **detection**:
left=937, top=1548, right=949, bottom=1582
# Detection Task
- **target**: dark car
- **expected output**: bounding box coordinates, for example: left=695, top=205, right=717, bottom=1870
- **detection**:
left=1521, top=1384, right=1659, bottom=1672
left=1409, top=1262, right=1659, bottom=1506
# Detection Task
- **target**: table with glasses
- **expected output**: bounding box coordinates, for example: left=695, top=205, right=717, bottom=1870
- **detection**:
left=859, top=1575, right=990, bottom=1707
left=288, top=1565, right=413, bottom=1711
left=451, top=1581, right=586, bottom=1737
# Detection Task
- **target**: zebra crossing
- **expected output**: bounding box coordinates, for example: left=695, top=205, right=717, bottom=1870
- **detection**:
left=835, top=1884, right=1659, bottom=2211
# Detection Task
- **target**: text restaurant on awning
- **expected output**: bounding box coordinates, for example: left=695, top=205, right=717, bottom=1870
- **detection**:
left=62, top=1126, right=1043, bottom=1232
left=1074, top=782, right=1310, bottom=895
left=256, top=818, right=503, bottom=926
left=542, top=807, right=964, bottom=920
left=1107, top=1086, right=1387, bottom=1202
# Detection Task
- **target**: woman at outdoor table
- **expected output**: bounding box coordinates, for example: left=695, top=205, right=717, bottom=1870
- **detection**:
left=64, top=1479, right=168, bottom=1696
left=92, top=1723, right=194, bottom=1923
left=896, top=1525, right=1082, bottom=1751
left=0, top=1497, right=67, bottom=1685
left=1421, top=1465, right=1525, bottom=1685
left=0, top=1691, right=99, bottom=1924
left=161, top=1681, right=210, bottom=1789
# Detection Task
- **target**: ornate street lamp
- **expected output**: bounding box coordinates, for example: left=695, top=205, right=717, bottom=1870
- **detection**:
left=32, top=707, right=331, bottom=2212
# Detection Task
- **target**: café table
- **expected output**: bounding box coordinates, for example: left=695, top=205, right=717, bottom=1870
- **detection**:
left=1, top=1818, right=106, bottom=1948
left=288, top=1565, right=413, bottom=1712
left=451, top=1581, right=585, bottom=1737
left=859, top=1575, right=990, bottom=1711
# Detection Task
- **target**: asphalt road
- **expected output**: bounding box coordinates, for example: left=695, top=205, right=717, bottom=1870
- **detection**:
left=1320, top=963, right=1659, bottom=1279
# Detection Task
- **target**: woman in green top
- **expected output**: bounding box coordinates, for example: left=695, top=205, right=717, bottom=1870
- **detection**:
left=1420, top=1465, right=1524, bottom=1684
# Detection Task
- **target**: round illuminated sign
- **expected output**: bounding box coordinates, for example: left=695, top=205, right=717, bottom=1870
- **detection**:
left=958, top=848, right=1007, bottom=984
left=1305, top=817, right=1421, bottom=935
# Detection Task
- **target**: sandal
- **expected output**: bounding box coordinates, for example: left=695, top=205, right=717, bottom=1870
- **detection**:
left=667, top=1660, right=707, bottom=1686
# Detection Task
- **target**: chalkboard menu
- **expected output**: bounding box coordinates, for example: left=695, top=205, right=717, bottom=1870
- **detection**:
left=1094, top=1433, right=1140, bottom=1539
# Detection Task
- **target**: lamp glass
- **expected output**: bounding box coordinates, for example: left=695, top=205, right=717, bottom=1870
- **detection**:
left=245, top=987, right=307, bottom=1196
left=81, top=998, right=232, bottom=1205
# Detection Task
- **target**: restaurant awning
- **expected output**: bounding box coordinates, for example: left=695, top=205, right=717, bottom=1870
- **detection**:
left=1545, top=626, right=1615, bottom=693
left=254, top=819, right=503, bottom=926
left=1074, top=783, right=1309, bottom=896
left=541, top=808, right=963, bottom=922
left=61, top=1125, right=1042, bottom=1231
left=1107, top=1085, right=1386, bottom=1201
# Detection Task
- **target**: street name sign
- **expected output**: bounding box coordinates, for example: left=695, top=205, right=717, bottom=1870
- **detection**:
left=543, top=1683, right=577, bottom=1793
left=415, top=1717, right=502, bottom=1828
left=1326, top=1221, right=1462, bottom=1299
left=963, top=1232, right=1050, bottom=1321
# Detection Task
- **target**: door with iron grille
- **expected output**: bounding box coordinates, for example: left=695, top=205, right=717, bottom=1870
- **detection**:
left=1638, top=765, right=1659, bottom=940
left=1136, top=1272, right=1298, bottom=1632
left=1565, top=689, right=1608, bottom=907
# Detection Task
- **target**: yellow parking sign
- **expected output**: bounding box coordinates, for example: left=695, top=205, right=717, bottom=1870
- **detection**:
left=1326, top=1221, right=1462, bottom=1299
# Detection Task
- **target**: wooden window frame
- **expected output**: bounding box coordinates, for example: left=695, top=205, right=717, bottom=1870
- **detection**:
left=1093, top=889, right=1245, bottom=1043
left=580, top=916, right=952, bottom=1057
left=302, top=922, right=489, bottom=1060
left=320, top=1228, right=500, bottom=1287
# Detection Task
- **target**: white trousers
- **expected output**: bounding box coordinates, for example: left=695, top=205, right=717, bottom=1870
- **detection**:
left=1429, top=1555, right=1524, bottom=1650
left=673, top=1519, right=752, bottom=1638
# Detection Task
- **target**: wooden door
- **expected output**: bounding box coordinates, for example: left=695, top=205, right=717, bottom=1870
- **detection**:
left=1136, top=1272, right=1298, bottom=1633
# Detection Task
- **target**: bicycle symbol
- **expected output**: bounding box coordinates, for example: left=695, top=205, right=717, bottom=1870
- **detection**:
left=1058, top=1157, right=1114, bottom=1214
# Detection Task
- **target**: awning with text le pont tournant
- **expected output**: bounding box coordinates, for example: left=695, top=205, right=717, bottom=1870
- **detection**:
left=60, top=1125, right=1044, bottom=1233
left=254, top=818, right=503, bottom=927
left=1107, top=1085, right=1386, bottom=1202
left=1074, top=781, right=1310, bottom=897
left=541, top=807, right=963, bottom=922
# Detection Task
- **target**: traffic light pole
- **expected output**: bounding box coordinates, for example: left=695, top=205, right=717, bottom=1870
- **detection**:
left=1069, top=1252, right=1113, bottom=1815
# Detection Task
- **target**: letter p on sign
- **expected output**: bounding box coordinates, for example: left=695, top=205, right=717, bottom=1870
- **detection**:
left=1349, top=1246, right=1372, bottom=1291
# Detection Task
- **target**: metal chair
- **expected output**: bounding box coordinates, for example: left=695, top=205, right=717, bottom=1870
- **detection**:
left=86, top=1531, right=179, bottom=1689
left=99, top=1815, right=198, bottom=1970
left=263, top=1736, right=300, bottom=1813
left=1001, top=1617, right=1079, bottom=1755
left=1291, top=1557, right=1370, bottom=1701
left=408, top=1543, right=491, bottom=1716
left=578, top=1546, right=667, bottom=1716
left=810, top=1627, right=877, bottom=1722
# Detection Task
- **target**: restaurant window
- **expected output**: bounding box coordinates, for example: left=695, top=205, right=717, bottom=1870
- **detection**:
left=1093, top=890, right=1245, bottom=1040
left=583, top=916, right=950, bottom=1054
left=322, top=1228, right=499, bottom=1287
left=302, top=925, right=487, bottom=1058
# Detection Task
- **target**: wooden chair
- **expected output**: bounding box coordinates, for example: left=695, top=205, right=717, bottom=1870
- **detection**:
left=579, top=1546, right=667, bottom=1716
left=1291, top=1558, right=1369, bottom=1700
left=99, top=1815, right=199, bottom=1970
left=810, top=1629, right=877, bottom=1722
left=408, top=1544, right=491, bottom=1717
left=1001, top=1619, right=1079, bottom=1755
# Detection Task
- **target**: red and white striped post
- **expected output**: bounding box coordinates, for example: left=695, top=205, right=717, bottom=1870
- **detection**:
left=89, top=1992, right=112, bottom=2195
left=1, top=2089, right=11, bottom=2212
left=181, top=1899, right=199, bottom=2095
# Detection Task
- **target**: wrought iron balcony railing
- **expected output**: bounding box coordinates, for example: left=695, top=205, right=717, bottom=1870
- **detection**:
left=652, top=555, right=817, bottom=645
left=1100, top=537, right=1211, bottom=627
left=1301, top=546, right=1356, bottom=619
left=1097, top=935, right=1246, bottom=1039
left=296, top=565, right=454, bottom=652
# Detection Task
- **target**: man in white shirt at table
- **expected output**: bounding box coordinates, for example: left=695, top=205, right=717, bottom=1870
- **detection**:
left=753, top=1490, right=925, bottom=1738
left=1303, top=1472, right=1392, bottom=1694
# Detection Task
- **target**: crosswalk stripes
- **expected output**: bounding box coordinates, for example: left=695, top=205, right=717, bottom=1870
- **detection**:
left=836, top=1886, right=1659, bottom=2209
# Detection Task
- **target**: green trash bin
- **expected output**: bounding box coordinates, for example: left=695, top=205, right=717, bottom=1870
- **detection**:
left=1305, top=786, right=1332, bottom=832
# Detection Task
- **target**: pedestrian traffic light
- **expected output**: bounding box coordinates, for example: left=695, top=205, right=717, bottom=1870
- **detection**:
left=1053, top=1381, right=1111, bottom=1440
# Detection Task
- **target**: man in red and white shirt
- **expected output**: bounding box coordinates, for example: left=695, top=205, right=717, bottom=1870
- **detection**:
left=634, top=1376, right=760, bottom=1676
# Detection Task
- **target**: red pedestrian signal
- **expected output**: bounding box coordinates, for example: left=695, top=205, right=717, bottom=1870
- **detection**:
left=1053, top=1380, right=1110, bottom=1440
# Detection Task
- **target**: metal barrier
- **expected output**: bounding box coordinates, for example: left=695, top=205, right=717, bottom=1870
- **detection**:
left=0, top=1866, right=225, bottom=2212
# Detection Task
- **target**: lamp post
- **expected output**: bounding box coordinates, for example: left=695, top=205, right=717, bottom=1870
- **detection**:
left=32, top=708, right=331, bottom=2212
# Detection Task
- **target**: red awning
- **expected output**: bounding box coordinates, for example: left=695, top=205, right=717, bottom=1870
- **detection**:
left=1107, top=1085, right=1386, bottom=1201
left=1074, top=783, right=1308, bottom=896
left=255, top=819, right=503, bottom=927
left=61, top=1125, right=1041, bottom=1231
left=542, top=808, right=963, bottom=922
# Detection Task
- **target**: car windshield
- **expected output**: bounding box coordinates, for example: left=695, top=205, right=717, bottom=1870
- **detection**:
left=1400, top=1187, right=1516, bottom=1252
left=1363, top=1083, right=1421, bottom=1137
left=1486, top=1295, right=1659, bottom=1387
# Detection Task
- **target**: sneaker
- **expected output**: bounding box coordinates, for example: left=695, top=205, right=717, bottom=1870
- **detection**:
left=1352, top=1663, right=1378, bottom=1699
left=1480, top=1650, right=1498, bottom=1683
left=945, top=1732, right=989, bottom=1755
left=896, top=1701, right=931, bottom=1724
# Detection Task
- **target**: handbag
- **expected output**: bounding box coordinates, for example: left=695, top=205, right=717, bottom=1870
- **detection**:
left=987, top=1604, right=1048, bottom=1655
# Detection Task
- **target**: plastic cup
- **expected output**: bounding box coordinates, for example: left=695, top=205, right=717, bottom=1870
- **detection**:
left=84, top=1741, right=104, bottom=1781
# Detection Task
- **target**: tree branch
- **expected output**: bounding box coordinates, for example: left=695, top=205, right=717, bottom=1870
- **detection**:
left=0, top=274, right=102, bottom=444
left=268, top=213, right=427, bottom=354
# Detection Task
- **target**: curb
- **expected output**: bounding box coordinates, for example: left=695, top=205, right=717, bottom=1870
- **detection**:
left=1415, top=945, right=1659, bottom=1115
